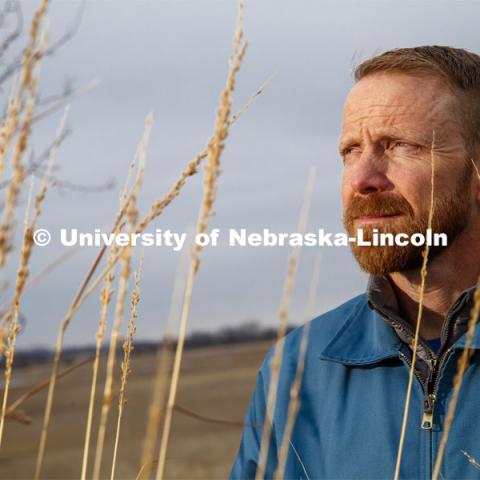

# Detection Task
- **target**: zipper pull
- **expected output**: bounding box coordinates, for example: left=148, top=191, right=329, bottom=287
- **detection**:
left=421, top=394, right=435, bottom=430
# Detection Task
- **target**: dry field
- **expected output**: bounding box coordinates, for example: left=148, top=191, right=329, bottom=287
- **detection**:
left=0, top=340, right=273, bottom=479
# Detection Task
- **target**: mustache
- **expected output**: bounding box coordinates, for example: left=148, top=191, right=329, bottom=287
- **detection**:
left=344, top=193, right=414, bottom=222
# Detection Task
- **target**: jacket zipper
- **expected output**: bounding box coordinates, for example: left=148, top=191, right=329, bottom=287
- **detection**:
left=371, top=285, right=472, bottom=478
left=421, top=347, right=454, bottom=429
left=420, top=291, right=467, bottom=430
left=392, top=290, right=469, bottom=430
left=398, top=350, right=436, bottom=479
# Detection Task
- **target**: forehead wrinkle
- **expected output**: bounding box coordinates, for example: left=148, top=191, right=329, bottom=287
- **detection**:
left=344, top=100, right=447, bottom=123
left=341, top=102, right=461, bottom=147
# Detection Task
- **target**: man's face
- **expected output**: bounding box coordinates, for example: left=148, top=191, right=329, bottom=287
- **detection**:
left=340, top=72, right=475, bottom=275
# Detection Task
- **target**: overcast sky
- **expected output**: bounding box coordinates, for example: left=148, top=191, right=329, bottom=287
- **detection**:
left=3, top=0, right=480, bottom=349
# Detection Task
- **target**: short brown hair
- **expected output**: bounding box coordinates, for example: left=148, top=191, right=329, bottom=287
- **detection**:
left=354, top=46, right=480, bottom=156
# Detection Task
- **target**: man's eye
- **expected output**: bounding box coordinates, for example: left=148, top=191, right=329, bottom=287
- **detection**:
left=392, top=141, right=418, bottom=151
left=341, top=147, right=357, bottom=164
left=342, top=146, right=360, bottom=157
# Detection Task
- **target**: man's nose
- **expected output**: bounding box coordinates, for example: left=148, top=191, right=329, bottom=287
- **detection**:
left=350, top=148, right=392, bottom=195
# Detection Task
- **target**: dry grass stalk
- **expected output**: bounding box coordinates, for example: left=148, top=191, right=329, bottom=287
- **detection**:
left=461, top=450, right=480, bottom=470
left=138, top=234, right=191, bottom=480
left=394, top=134, right=436, bottom=480
left=0, top=174, right=34, bottom=447
left=0, top=0, right=48, bottom=181
left=154, top=5, right=248, bottom=478
left=92, top=221, right=132, bottom=480
left=471, top=158, right=480, bottom=179
left=0, top=9, right=49, bottom=268
left=136, top=461, right=158, bottom=480
left=274, top=253, right=321, bottom=480
left=5, top=407, right=32, bottom=426
left=92, top=115, right=151, bottom=480
left=30, top=77, right=100, bottom=127
left=17, top=0, right=49, bottom=101
left=0, top=106, right=68, bottom=448
left=172, top=403, right=255, bottom=427
left=229, top=73, right=275, bottom=125
left=110, top=249, right=144, bottom=480
left=6, top=356, right=93, bottom=425
left=255, top=167, right=316, bottom=480
left=80, top=240, right=119, bottom=480
left=135, top=72, right=270, bottom=235
left=0, top=242, right=82, bottom=358
left=80, top=116, right=151, bottom=480
left=36, top=227, right=126, bottom=478
left=0, top=79, right=21, bottom=183
left=0, top=77, right=99, bottom=183
left=23, top=245, right=81, bottom=290
left=35, top=114, right=151, bottom=480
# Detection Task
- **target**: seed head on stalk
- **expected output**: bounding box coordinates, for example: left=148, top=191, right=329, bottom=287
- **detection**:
left=92, top=113, right=151, bottom=480
left=0, top=104, right=69, bottom=449
left=155, top=3, right=248, bottom=479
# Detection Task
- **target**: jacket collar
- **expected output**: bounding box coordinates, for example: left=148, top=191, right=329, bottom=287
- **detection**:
left=319, top=297, right=404, bottom=365
left=319, top=277, right=480, bottom=366
left=454, top=309, right=480, bottom=349
left=368, top=274, right=480, bottom=350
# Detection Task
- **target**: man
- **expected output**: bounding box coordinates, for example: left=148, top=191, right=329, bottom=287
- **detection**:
left=230, top=46, right=480, bottom=479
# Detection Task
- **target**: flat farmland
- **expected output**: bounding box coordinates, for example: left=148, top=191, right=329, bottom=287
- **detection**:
left=0, top=341, right=273, bottom=479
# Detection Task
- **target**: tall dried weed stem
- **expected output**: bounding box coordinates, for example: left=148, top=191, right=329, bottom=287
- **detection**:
left=80, top=116, right=152, bottom=480
left=80, top=238, right=117, bottom=479
left=154, top=4, right=248, bottom=479
left=0, top=175, right=34, bottom=445
left=0, top=106, right=68, bottom=448
left=0, top=29, right=49, bottom=355
left=138, top=237, right=190, bottom=480
left=5, top=356, right=93, bottom=425
left=0, top=0, right=48, bottom=182
left=0, top=1, right=49, bottom=268
left=394, top=134, right=436, bottom=480
left=135, top=74, right=268, bottom=236
left=254, top=167, right=316, bottom=480
left=92, top=115, right=151, bottom=480
left=0, top=81, right=20, bottom=183
left=111, top=250, right=144, bottom=480
left=274, top=253, right=321, bottom=480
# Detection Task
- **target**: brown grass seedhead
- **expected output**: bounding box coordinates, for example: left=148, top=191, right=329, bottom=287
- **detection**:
left=155, top=3, right=248, bottom=479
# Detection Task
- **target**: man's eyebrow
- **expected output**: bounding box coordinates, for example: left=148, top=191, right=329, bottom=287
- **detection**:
left=338, top=130, right=433, bottom=152
left=376, top=127, right=433, bottom=145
